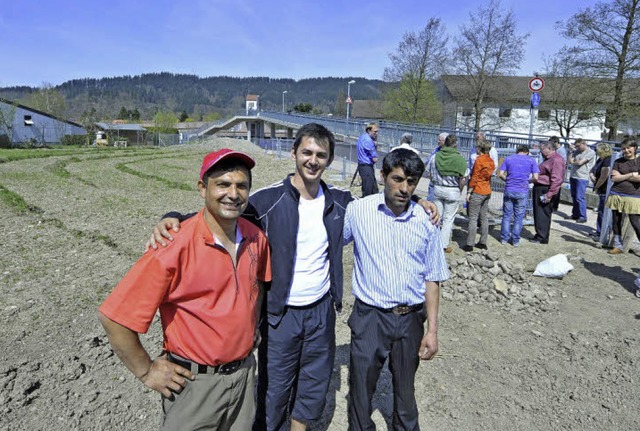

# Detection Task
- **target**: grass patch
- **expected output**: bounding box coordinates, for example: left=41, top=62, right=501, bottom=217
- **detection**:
left=116, top=162, right=194, bottom=191
left=0, top=184, right=34, bottom=213
left=49, top=160, right=71, bottom=178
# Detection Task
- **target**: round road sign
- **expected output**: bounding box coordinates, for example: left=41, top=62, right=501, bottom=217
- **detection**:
left=529, top=77, right=545, bottom=92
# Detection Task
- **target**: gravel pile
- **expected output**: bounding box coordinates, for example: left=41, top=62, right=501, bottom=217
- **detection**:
left=443, top=250, right=561, bottom=313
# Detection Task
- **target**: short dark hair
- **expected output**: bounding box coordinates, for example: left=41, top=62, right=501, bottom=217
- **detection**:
left=549, top=136, right=560, bottom=144
left=516, top=145, right=530, bottom=154
left=540, top=141, right=554, bottom=151
left=621, top=136, right=638, bottom=149
left=202, top=158, right=252, bottom=187
left=382, top=148, right=425, bottom=178
left=444, top=134, right=458, bottom=147
left=292, top=123, right=336, bottom=163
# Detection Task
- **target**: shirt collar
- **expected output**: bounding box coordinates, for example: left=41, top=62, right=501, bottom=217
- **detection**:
left=374, top=192, right=415, bottom=220
left=197, top=209, right=246, bottom=246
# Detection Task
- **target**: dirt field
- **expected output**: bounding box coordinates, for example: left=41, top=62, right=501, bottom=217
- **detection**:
left=1, top=138, right=638, bottom=430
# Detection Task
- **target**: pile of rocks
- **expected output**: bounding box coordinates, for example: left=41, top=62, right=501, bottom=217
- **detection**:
left=442, top=251, right=561, bottom=313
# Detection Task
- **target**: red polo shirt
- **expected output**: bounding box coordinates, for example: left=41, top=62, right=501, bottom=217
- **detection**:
left=99, top=209, right=271, bottom=366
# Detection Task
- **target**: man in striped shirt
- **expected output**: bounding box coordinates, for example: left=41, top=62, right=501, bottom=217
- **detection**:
left=344, top=148, right=450, bottom=430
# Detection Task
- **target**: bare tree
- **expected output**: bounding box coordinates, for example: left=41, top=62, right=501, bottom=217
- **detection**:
left=540, top=55, right=609, bottom=138
left=0, top=100, right=16, bottom=147
left=382, top=18, right=448, bottom=123
left=452, top=0, right=529, bottom=130
left=24, top=83, right=68, bottom=143
left=558, top=0, right=640, bottom=140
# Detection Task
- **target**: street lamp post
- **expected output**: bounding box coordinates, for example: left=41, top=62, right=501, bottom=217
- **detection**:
left=346, top=80, right=355, bottom=135
left=282, top=90, right=288, bottom=113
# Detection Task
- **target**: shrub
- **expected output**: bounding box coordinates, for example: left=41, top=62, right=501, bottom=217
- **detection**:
left=61, top=134, right=87, bottom=146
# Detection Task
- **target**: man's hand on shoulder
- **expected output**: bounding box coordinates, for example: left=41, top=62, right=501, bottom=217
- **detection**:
left=417, top=199, right=440, bottom=225
left=140, top=354, right=194, bottom=398
left=145, top=218, right=181, bottom=252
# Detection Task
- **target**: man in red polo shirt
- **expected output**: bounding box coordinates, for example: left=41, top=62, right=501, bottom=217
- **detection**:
left=98, top=149, right=271, bottom=430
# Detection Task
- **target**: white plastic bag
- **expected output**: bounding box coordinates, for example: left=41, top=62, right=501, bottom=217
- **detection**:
left=533, top=254, right=574, bottom=278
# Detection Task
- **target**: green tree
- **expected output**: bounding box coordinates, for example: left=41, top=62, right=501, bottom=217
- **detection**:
left=117, top=106, right=129, bottom=120
left=178, top=110, right=189, bottom=122
left=203, top=112, right=221, bottom=121
left=557, top=0, right=640, bottom=140
left=131, top=108, right=141, bottom=121
left=382, top=18, right=448, bottom=123
left=452, top=0, right=529, bottom=131
left=154, top=110, right=178, bottom=132
left=293, top=103, right=313, bottom=113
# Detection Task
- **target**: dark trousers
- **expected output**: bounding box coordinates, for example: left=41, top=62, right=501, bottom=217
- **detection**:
left=347, top=299, right=426, bottom=431
left=254, top=294, right=335, bottom=431
left=358, top=164, right=379, bottom=197
left=532, top=185, right=559, bottom=243
left=612, top=210, right=640, bottom=240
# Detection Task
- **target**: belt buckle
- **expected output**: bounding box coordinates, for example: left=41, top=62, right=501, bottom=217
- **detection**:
left=392, top=305, right=410, bottom=315
left=218, top=360, right=242, bottom=375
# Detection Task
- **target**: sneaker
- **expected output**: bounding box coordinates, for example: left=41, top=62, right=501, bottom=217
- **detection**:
left=500, top=240, right=508, bottom=245
left=576, top=218, right=587, bottom=224
left=608, top=247, right=624, bottom=255
left=635, top=288, right=640, bottom=299
left=475, top=243, right=488, bottom=250
left=513, top=241, right=521, bottom=247
left=462, top=245, right=474, bottom=252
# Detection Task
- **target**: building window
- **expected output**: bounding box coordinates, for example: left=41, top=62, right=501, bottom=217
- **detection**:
left=462, top=108, right=472, bottom=117
left=24, top=115, right=34, bottom=126
left=538, top=110, right=550, bottom=119
left=578, top=111, right=591, bottom=120
left=499, top=107, right=512, bottom=118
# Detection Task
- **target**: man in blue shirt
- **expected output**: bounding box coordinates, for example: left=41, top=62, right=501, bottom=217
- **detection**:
left=356, top=122, right=380, bottom=197
left=344, top=148, right=449, bottom=430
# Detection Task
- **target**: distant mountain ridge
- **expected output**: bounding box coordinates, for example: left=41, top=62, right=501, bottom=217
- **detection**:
left=0, top=73, right=387, bottom=121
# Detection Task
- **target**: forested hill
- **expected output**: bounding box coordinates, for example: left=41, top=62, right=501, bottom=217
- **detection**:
left=0, top=73, right=386, bottom=120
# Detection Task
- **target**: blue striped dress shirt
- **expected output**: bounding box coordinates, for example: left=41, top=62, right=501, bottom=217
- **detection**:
left=344, top=193, right=450, bottom=308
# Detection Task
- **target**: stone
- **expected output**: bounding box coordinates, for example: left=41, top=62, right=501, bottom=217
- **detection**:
left=493, top=278, right=509, bottom=295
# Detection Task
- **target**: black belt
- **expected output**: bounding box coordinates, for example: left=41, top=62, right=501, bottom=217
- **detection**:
left=167, top=353, right=246, bottom=375
left=360, top=299, right=423, bottom=316
left=383, top=303, right=424, bottom=315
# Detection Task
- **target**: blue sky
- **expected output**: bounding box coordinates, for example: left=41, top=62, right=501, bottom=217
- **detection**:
left=0, top=0, right=600, bottom=88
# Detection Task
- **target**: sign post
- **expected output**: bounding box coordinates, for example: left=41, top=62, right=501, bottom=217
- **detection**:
left=528, top=76, right=544, bottom=142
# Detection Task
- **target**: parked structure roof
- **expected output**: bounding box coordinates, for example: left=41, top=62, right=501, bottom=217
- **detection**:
left=0, top=97, right=84, bottom=128
left=96, top=122, right=146, bottom=131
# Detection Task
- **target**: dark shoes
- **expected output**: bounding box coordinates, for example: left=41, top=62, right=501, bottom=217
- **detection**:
left=475, top=243, right=488, bottom=250
left=576, top=218, right=587, bottom=224
left=530, top=238, right=548, bottom=244
left=462, top=245, right=474, bottom=252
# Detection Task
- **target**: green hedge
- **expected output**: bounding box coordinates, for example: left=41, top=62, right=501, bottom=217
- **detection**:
left=61, top=134, right=87, bottom=146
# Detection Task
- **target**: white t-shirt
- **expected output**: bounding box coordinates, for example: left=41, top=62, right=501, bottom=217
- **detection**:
left=287, top=187, right=331, bottom=306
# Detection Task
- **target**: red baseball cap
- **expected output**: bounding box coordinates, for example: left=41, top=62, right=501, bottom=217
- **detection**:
left=199, top=148, right=256, bottom=180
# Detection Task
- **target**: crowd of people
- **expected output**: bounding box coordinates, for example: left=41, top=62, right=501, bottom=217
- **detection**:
left=96, top=122, right=640, bottom=430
